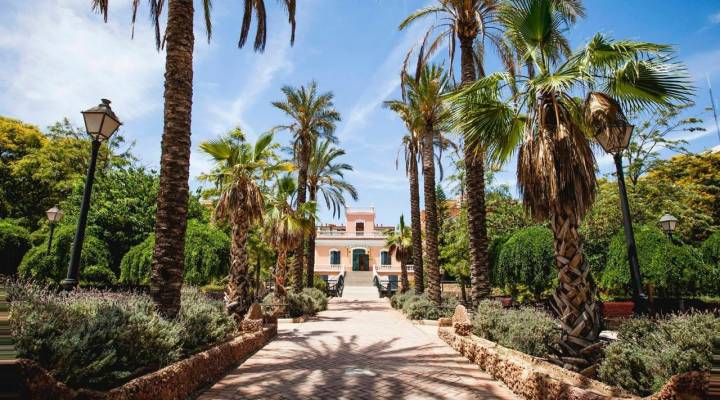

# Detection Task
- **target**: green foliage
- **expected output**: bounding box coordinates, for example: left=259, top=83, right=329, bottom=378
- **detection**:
left=701, top=231, right=720, bottom=266
left=472, top=300, right=557, bottom=357
left=602, top=226, right=711, bottom=297
left=285, top=291, right=318, bottom=318
left=119, top=220, right=230, bottom=286
left=495, top=226, right=555, bottom=300
left=8, top=283, right=236, bottom=390
left=18, top=224, right=113, bottom=286
left=598, top=313, right=720, bottom=396
left=440, top=208, right=469, bottom=281
left=312, top=276, right=328, bottom=292
left=390, top=289, right=415, bottom=309
left=0, top=219, right=31, bottom=275
left=301, top=288, right=328, bottom=312
left=400, top=293, right=457, bottom=320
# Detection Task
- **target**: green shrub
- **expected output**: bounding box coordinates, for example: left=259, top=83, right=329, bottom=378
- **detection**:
left=285, top=291, right=316, bottom=318
left=400, top=293, right=457, bottom=320
left=119, top=220, right=230, bottom=286
left=313, top=276, right=328, bottom=292
left=472, top=300, right=557, bottom=357
left=702, top=231, right=720, bottom=265
left=18, top=224, right=113, bottom=285
left=302, top=287, right=328, bottom=312
left=598, top=313, right=720, bottom=396
left=177, top=287, right=236, bottom=353
left=495, top=226, right=555, bottom=301
left=8, top=282, right=237, bottom=391
left=390, top=289, right=415, bottom=309
left=602, top=226, right=711, bottom=297
left=0, top=219, right=31, bottom=276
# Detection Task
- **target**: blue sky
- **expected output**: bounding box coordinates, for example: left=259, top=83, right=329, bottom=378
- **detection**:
left=1, top=0, right=719, bottom=225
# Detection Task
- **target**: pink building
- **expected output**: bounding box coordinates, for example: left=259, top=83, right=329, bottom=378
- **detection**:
left=314, top=207, right=414, bottom=284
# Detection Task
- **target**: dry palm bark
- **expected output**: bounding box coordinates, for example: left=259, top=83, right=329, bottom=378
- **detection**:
left=226, top=215, right=253, bottom=320
left=150, top=0, right=194, bottom=319
left=408, top=142, right=424, bottom=293
left=305, top=187, right=317, bottom=288
left=293, top=141, right=309, bottom=293
left=422, top=126, right=441, bottom=306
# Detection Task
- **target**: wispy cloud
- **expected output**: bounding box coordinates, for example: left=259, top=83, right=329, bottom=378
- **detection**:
left=0, top=0, right=164, bottom=128
left=709, top=12, right=720, bottom=24
left=685, top=48, right=720, bottom=82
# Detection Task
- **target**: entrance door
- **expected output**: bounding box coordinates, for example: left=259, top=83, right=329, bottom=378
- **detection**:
left=352, top=249, right=367, bottom=271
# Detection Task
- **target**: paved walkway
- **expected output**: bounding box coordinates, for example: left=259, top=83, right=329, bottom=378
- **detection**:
left=198, top=287, right=518, bottom=400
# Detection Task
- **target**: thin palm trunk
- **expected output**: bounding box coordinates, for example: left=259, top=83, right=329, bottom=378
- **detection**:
left=149, top=0, right=194, bottom=319
left=305, top=186, right=317, bottom=288
left=409, top=146, right=424, bottom=293
left=422, top=127, right=441, bottom=306
left=293, top=142, right=309, bottom=292
left=460, top=36, right=491, bottom=306
left=400, top=258, right=409, bottom=294
left=550, top=205, right=602, bottom=370
left=276, top=249, right=288, bottom=288
left=226, top=215, right=252, bottom=319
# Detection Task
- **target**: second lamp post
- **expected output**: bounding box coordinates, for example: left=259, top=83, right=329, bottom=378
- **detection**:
left=45, top=205, right=64, bottom=256
left=592, top=102, right=649, bottom=315
left=61, top=99, right=121, bottom=290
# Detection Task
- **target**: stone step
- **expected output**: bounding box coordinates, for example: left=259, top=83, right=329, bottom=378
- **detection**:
left=344, top=271, right=374, bottom=287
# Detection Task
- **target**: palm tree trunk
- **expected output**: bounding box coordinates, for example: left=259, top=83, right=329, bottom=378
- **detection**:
left=305, top=186, right=317, bottom=288
left=422, top=127, right=441, bottom=306
left=293, top=140, right=309, bottom=292
left=550, top=205, right=602, bottom=368
left=149, top=0, right=194, bottom=319
left=400, top=258, right=409, bottom=294
left=460, top=36, right=491, bottom=307
left=226, top=215, right=252, bottom=320
left=409, top=145, right=424, bottom=293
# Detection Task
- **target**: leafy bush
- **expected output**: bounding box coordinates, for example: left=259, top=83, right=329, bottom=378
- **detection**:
left=400, top=293, right=457, bottom=320
left=119, top=220, right=230, bottom=286
left=0, top=219, right=31, bottom=276
left=598, top=313, right=720, bottom=396
left=472, top=300, right=557, bottom=357
left=313, top=276, right=328, bottom=292
left=285, top=291, right=317, bottom=318
left=18, top=224, right=113, bottom=286
left=302, top=287, right=328, bottom=312
left=8, top=282, right=237, bottom=390
left=390, top=289, right=415, bottom=309
left=702, top=231, right=720, bottom=266
left=495, top=226, right=555, bottom=301
left=602, top=226, right=711, bottom=297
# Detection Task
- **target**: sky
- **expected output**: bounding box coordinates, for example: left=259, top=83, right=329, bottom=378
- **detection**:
left=1, top=0, right=719, bottom=226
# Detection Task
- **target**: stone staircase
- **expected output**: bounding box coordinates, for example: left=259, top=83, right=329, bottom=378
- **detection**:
left=343, top=271, right=374, bottom=287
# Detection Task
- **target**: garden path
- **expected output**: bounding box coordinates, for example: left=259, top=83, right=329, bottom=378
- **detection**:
left=198, top=286, right=518, bottom=400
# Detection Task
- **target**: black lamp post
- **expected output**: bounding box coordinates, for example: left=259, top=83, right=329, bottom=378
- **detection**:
left=61, top=99, right=121, bottom=290
left=45, top=205, right=64, bottom=256
left=593, top=111, right=649, bottom=314
left=659, top=214, right=678, bottom=241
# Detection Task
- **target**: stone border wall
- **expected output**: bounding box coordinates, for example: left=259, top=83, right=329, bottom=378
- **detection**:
left=14, top=324, right=277, bottom=400
left=440, top=306, right=708, bottom=400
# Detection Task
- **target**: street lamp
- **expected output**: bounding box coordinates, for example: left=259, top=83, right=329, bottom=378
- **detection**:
left=659, top=214, right=678, bottom=240
left=590, top=95, right=648, bottom=314
left=45, top=205, right=64, bottom=256
left=62, top=99, right=121, bottom=290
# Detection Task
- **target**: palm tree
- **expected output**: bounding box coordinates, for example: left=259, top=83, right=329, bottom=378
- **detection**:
left=199, top=130, right=289, bottom=320
left=273, top=82, right=341, bottom=292
left=383, top=99, right=425, bottom=293
left=403, top=64, right=451, bottom=307
left=448, top=0, right=692, bottom=370
left=400, top=0, right=585, bottom=307
left=386, top=215, right=413, bottom=293
left=265, top=175, right=316, bottom=296
left=92, top=0, right=297, bottom=318
left=305, top=140, right=358, bottom=287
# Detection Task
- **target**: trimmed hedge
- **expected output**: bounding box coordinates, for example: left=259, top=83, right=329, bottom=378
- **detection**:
left=17, top=224, right=114, bottom=286
left=602, top=226, right=712, bottom=297
left=8, top=283, right=236, bottom=391
left=119, top=220, right=230, bottom=286
left=0, top=219, right=31, bottom=276
left=495, top=226, right=555, bottom=301
left=598, top=312, right=720, bottom=396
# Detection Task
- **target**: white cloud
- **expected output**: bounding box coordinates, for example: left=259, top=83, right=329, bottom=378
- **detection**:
left=346, top=168, right=407, bottom=191
left=685, top=48, right=720, bottom=82
left=0, top=0, right=164, bottom=128
left=709, top=12, right=720, bottom=24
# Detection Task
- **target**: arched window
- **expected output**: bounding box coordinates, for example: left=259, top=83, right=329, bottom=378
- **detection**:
left=380, top=250, right=391, bottom=266
left=330, top=249, right=341, bottom=265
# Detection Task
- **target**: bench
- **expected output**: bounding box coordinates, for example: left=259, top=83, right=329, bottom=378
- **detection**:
left=374, top=275, right=399, bottom=298
left=325, top=273, right=345, bottom=298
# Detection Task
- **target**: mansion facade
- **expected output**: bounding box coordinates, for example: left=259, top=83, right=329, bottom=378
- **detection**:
left=314, top=207, right=413, bottom=282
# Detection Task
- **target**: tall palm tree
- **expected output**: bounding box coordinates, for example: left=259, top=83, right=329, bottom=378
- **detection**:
left=448, top=0, right=692, bottom=370
left=92, top=0, right=297, bottom=318
left=265, top=175, right=316, bottom=295
left=384, top=99, right=425, bottom=293
left=403, top=64, right=451, bottom=306
left=273, top=82, right=341, bottom=292
left=386, top=215, right=413, bottom=293
left=400, top=0, right=584, bottom=306
left=199, top=130, right=289, bottom=320
left=305, top=140, right=358, bottom=287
